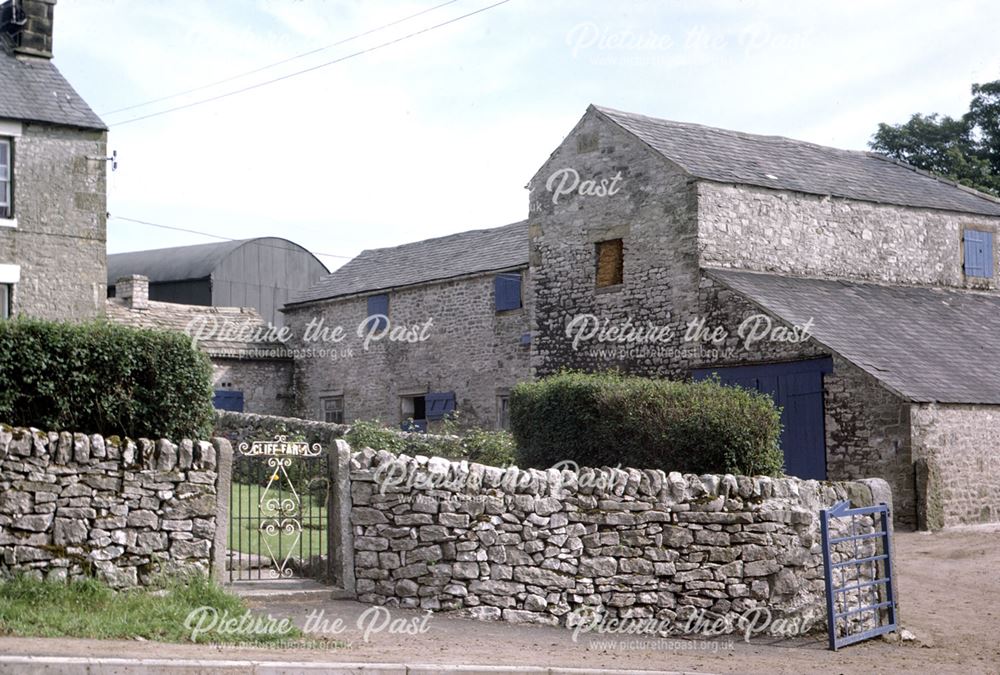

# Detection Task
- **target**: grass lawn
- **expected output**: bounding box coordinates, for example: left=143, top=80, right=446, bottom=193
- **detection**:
left=228, top=482, right=328, bottom=562
left=0, top=575, right=300, bottom=644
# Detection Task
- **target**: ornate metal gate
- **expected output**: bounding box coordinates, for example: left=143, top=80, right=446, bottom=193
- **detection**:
left=820, top=500, right=898, bottom=649
left=227, top=435, right=332, bottom=582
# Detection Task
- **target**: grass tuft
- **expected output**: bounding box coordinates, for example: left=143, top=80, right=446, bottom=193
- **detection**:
left=0, top=574, right=300, bottom=644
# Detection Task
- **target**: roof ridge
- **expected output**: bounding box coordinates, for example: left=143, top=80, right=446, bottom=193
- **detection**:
left=593, top=104, right=873, bottom=158
left=354, top=220, right=527, bottom=257
left=108, top=238, right=254, bottom=257
left=589, top=104, right=1000, bottom=217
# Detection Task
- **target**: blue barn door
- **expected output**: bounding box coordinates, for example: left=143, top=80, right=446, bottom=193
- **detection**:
left=692, top=358, right=832, bottom=479
left=213, top=390, right=245, bottom=412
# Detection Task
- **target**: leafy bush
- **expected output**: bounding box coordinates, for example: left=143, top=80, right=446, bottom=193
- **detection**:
left=345, top=419, right=408, bottom=454
left=461, top=428, right=517, bottom=467
left=510, top=371, right=784, bottom=476
left=346, top=419, right=516, bottom=467
left=0, top=318, right=214, bottom=439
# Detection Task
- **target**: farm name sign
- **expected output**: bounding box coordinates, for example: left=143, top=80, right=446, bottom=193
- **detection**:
left=237, top=435, right=323, bottom=457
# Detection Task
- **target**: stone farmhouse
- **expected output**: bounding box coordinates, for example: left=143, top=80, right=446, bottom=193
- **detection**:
left=0, top=0, right=107, bottom=320
left=288, top=105, right=1000, bottom=529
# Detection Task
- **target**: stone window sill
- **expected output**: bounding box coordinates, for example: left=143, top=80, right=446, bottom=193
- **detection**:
left=595, top=283, right=623, bottom=295
left=0, top=217, right=16, bottom=229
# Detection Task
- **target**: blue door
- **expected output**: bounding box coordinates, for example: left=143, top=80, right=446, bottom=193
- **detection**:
left=692, top=358, right=831, bottom=479
left=213, top=390, right=244, bottom=412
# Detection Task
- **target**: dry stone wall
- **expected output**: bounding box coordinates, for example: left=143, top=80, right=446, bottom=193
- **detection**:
left=0, top=424, right=226, bottom=587
left=348, top=448, right=890, bottom=630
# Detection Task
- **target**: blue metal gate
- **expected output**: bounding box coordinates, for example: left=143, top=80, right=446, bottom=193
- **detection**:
left=820, top=501, right=898, bottom=650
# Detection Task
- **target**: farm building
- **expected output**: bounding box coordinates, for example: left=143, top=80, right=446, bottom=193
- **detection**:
left=283, top=104, right=1000, bottom=529
left=107, top=237, right=328, bottom=326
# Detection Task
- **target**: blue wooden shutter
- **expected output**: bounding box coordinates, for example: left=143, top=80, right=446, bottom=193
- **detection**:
left=425, top=391, right=456, bottom=420
left=367, top=294, right=389, bottom=330
left=495, top=273, right=522, bottom=311
left=965, top=230, right=994, bottom=278
left=212, top=390, right=244, bottom=412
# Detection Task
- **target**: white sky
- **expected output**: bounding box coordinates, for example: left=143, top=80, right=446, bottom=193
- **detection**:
left=53, top=0, right=1000, bottom=272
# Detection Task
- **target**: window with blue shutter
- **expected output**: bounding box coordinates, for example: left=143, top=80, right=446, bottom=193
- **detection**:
left=964, top=230, right=994, bottom=278
left=495, top=273, right=522, bottom=312
left=366, top=293, right=389, bottom=330
left=425, top=391, right=456, bottom=421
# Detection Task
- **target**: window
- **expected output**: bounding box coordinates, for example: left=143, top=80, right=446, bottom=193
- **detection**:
left=401, top=391, right=455, bottom=432
left=964, top=229, right=994, bottom=279
left=322, top=396, right=344, bottom=424
left=495, top=272, right=522, bottom=312
left=0, top=138, right=11, bottom=219
left=595, top=238, right=623, bottom=287
left=496, top=394, right=510, bottom=430
left=0, top=284, right=10, bottom=319
left=0, top=265, right=17, bottom=318
left=400, top=395, right=427, bottom=432
left=366, top=293, right=389, bottom=331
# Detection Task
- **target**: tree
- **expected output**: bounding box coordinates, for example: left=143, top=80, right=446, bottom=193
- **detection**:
left=869, top=80, right=1000, bottom=197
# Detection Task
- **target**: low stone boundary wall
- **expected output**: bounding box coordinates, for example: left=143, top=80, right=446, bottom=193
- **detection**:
left=347, top=447, right=891, bottom=631
left=0, top=424, right=231, bottom=588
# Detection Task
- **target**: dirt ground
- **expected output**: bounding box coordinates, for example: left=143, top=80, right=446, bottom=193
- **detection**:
left=0, top=525, right=997, bottom=674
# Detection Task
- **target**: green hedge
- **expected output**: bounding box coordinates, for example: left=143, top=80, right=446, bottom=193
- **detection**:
left=0, top=319, right=214, bottom=439
left=510, top=371, right=784, bottom=477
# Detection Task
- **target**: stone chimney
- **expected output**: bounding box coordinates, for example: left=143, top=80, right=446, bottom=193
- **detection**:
left=116, top=275, right=149, bottom=311
left=1, top=0, right=56, bottom=59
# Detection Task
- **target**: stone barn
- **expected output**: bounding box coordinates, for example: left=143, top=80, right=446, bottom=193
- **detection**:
left=284, top=103, right=1000, bottom=529
left=283, top=222, right=531, bottom=431
left=528, top=104, right=1000, bottom=528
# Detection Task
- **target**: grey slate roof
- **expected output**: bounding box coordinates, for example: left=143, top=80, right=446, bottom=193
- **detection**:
left=108, top=239, right=251, bottom=285
left=0, top=48, right=105, bottom=130
left=707, top=268, right=1000, bottom=404
left=290, top=221, right=528, bottom=305
left=595, top=105, right=1000, bottom=217
left=106, top=298, right=289, bottom=360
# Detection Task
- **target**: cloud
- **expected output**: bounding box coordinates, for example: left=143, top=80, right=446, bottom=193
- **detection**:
left=52, top=0, right=1000, bottom=267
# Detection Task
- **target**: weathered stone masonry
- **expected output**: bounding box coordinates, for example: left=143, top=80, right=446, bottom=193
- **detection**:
left=347, top=448, right=890, bottom=629
left=287, top=269, right=531, bottom=430
left=0, top=424, right=229, bottom=587
left=910, top=404, right=1000, bottom=528
left=0, top=123, right=107, bottom=320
